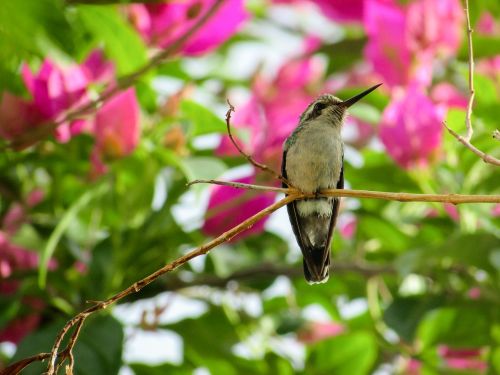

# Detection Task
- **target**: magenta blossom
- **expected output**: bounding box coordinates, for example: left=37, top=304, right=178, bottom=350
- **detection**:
left=0, top=50, right=117, bottom=146
left=379, top=85, right=445, bottom=169
left=126, top=0, right=248, bottom=55
left=0, top=60, right=89, bottom=144
left=312, top=0, right=364, bottom=23
left=298, top=321, right=345, bottom=344
left=438, top=346, right=487, bottom=373
left=363, top=0, right=463, bottom=88
left=94, top=88, right=139, bottom=159
left=364, top=0, right=411, bottom=87
left=202, top=175, right=276, bottom=240
left=406, top=0, right=463, bottom=59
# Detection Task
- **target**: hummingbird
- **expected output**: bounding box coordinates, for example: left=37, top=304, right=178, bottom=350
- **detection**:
left=282, top=84, right=381, bottom=284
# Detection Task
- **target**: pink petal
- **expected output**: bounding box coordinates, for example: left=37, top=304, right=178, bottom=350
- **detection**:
left=82, top=49, right=116, bottom=83
left=379, top=84, right=444, bottom=169
left=94, top=88, right=140, bottom=158
left=202, top=174, right=276, bottom=240
left=313, top=0, right=364, bottom=23
left=131, top=0, right=248, bottom=56
left=364, top=0, right=411, bottom=87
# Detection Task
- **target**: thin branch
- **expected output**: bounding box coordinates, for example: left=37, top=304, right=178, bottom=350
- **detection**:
left=444, top=123, right=500, bottom=166
left=163, top=261, right=395, bottom=290
left=40, top=195, right=295, bottom=375
left=444, top=0, right=500, bottom=166
left=189, top=179, right=500, bottom=204
left=6, top=0, right=227, bottom=150
left=464, top=0, right=475, bottom=141
left=225, top=101, right=291, bottom=186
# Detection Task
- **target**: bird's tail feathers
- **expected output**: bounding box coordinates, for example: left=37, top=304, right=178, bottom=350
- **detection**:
left=303, top=246, right=330, bottom=284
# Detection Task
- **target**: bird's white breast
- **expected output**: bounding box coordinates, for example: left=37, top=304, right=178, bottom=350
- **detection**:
left=285, top=122, right=343, bottom=194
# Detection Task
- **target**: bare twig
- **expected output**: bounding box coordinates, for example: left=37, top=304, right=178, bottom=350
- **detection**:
left=225, top=101, right=291, bottom=186
left=444, top=123, right=500, bottom=166
left=464, top=0, right=475, bottom=141
left=188, top=179, right=500, bottom=204
left=6, top=0, right=227, bottom=150
left=444, top=0, right=500, bottom=166
left=40, top=195, right=295, bottom=374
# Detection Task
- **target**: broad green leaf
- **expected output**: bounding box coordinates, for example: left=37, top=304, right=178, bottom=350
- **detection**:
left=78, top=5, right=147, bottom=74
left=181, top=100, right=227, bottom=136
left=179, top=156, right=227, bottom=181
left=39, top=183, right=107, bottom=288
left=417, top=307, right=491, bottom=349
left=384, top=296, right=442, bottom=342
left=306, top=331, right=377, bottom=375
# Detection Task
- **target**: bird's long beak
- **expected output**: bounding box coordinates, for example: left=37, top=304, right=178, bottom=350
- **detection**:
left=341, top=83, right=382, bottom=108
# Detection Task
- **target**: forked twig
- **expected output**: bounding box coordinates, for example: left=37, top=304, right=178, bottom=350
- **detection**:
left=39, top=195, right=295, bottom=375
left=444, top=0, right=500, bottom=166
left=225, top=100, right=291, bottom=186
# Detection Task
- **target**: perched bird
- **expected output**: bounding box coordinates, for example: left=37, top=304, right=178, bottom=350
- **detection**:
left=282, top=84, right=381, bottom=284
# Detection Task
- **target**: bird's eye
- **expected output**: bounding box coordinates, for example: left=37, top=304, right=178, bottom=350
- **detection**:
left=314, top=102, right=327, bottom=113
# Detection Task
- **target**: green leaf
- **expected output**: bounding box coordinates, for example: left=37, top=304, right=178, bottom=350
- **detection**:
left=77, top=5, right=147, bottom=74
left=417, top=307, right=491, bottom=349
left=181, top=100, right=227, bottom=136
left=458, top=35, right=500, bottom=60
left=306, top=331, right=377, bottom=375
left=179, top=156, right=227, bottom=181
left=384, top=296, right=442, bottom=342
left=39, top=183, right=107, bottom=288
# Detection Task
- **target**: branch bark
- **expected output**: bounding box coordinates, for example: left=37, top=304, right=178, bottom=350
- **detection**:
left=189, top=179, right=500, bottom=204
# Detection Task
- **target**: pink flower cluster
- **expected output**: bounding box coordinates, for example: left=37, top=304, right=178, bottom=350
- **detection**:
left=0, top=190, right=55, bottom=344
left=363, top=0, right=465, bottom=169
left=125, top=0, right=248, bottom=55
left=0, top=51, right=140, bottom=174
left=407, top=346, right=487, bottom=374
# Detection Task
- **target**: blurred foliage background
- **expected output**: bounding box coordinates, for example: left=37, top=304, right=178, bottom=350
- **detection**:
left=0, top=0, right=499, bottom=374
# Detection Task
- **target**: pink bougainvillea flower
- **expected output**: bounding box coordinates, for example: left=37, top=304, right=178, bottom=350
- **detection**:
left=297, top=321, right=344, bottom=344
left=339, top=215, right=357, bottom=239
left=363, top=0, right=462, bottom=88
left=126, top=0, right=248, bottom=55
left=406, top=0, right=463, bottom=59
left=0, top=232, right=57, bottom=279
left=312, top=0, right=364, bottom=23
left=379, top=84, right=445, bottom=169
left=0, top=313, right=42, bottom=344
left=3, top=189, right=44, bottom=235
left=363, top=0, right=411, bottom=87
left=492, top=204, right=500, bottom=217
left=476, top=12, right=499, bottom=35
left=0, top=59, right=90, bottom=145
left=202, top=175, right=276, bottom=240
left=431, top=83, right=468, bottom=109
left=21, top=60, right=90, bottom=142
left=82, top=49, right=115, bottom=84
left=438, top=346, right=487, bottom=372
left=94, top=88, right=140, bottom=160
left=0, top=92, right=44, bottom=141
